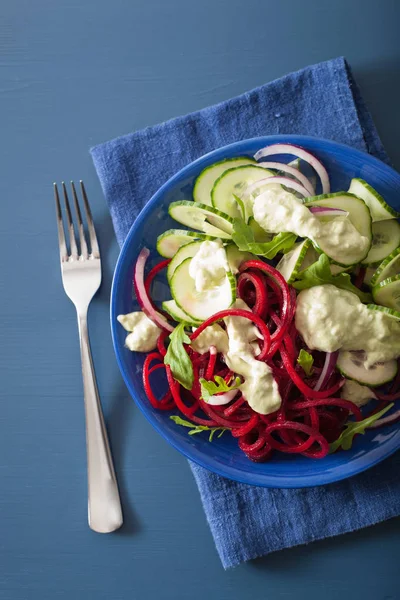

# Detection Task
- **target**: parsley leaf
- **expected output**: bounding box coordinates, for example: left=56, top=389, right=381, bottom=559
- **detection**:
left=170, top=415, right=229, bottom=442
left=292, top=253, right=372, bottom=302
left=164, top=323, right=194, bottom=390
left=232, top=218, right=297, bottom=259
left=199, top=375, right=242, bottom=402
left=329, top=403, right=394, bottom=453
left=297, top=349, right=314, bottom=376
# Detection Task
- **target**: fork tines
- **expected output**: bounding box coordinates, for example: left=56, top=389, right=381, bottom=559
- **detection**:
left=54, top=181, right=100, bottom=262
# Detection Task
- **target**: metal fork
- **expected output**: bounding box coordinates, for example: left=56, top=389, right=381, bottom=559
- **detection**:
left=54, top=181, right=123, bottom=533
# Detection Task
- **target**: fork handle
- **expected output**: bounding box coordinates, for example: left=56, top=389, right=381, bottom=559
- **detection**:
left=77, top=312, right=123, bottom=533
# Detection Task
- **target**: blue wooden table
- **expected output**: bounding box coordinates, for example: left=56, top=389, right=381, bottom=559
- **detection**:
left=1, top=1, right=400, bottom=598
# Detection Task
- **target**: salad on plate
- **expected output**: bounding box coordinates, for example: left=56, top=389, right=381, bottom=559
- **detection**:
left=117, top=143, right=400, bottom=462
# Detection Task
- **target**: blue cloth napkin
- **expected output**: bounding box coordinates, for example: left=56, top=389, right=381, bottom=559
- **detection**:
left=91, top=57, right=400, bottom=569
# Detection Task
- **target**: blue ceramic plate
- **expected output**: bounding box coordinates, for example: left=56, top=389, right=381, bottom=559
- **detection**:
left=111, top=135, right=400, bottom=488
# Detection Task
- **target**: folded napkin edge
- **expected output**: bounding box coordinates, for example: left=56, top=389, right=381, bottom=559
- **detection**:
left=89, top=56, right=348, bottom=154
left=220, top=509, right=400, bottom=569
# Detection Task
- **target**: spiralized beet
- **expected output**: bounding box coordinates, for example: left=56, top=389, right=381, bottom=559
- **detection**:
left=164, top=365, right=218, bottom=426
left=237, top=272, right=269, bottom=318
left=190, top=308, right=272, bottom=360
left=263, top=421, right=329, bottom=457
left=143, top=353, right=174, bottom=410
left=135, top=255, right=398, bottom=463
left=144, top=259, right=171, bottom=297
left=198, top=397, right=250, bottom=428
left=289, top=398, right=363, bottom=421
left=238, top=424, right=267, bottom=453
left=239, top=261, right=294, bottom=344
left=231, top=414, right=260, bottom=438
left=244, top=443, right=273, bottom=462
left=205, top=347, right=217, bottom=380
left=224, top=396, right=246, bottom=417
left=280, top=346, right=345, bottom=399
left=156, top=330, right=169, bottom=357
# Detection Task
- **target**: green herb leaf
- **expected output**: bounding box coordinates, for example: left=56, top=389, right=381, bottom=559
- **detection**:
left=232, top=218, right=297, bottom=259
left=233, top=194, right=246, bottom=220
left=292, top=253, right=373, bottom=303
left=164, top=323, right=194, bottom=390
left=199, top=375, right=241, bottom=402
left=231, top=218, right=255, bottom=251
left=254, top=232, right=298, bottom=258
left=297, top=349, right=314, bottom=376
left=329, top=403, right=394, bottom=453
left=169, top=416, right=198, bottom=428
left=169, top=415, right=229, bottom=442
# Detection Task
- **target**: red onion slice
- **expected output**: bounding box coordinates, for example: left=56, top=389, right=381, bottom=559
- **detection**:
left=206, top=388, right=240, bottom=406
left=134, top=248, right=174, bottom=332
left=258, top=161, right=315, bottom=196
left=314, top=351, right=338, bottom=391
left=368, top=409, right=400, bottom=429
left=244, top=176, right=311, bottom=199
left=375, top=390, right=400, bottom=402
left=254, top=143, right=330, bottom=194
left=309, top=206, right=348, bottom=218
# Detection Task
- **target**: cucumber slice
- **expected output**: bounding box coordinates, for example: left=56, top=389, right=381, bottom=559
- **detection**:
left=225, top=244, right=254, bottom=274
left=193, top=157, right=256, bottom=206
left=167, top=241, right=203, bottom=282
left=370, top=246, right=400, bottom=286
left=162, top=299, right=201, bottom=326
left=301, top=245, right=319, bottom=271
left=170, top=257, right=236, bottom=320
left=211, top=165, right=273, bottom=220
left=167, top=241, right=253, bottom=281
left=248, top=217, right=272, bottom=242
left=168, top=201, right=233, bottom=237
left=348, top=178, right=400, bottom=222
left=276, top=158, right=300, bottom=178
left=287, top=158, right=301, bottom=169
left=276, top=239, right=312, bottom=283
left=367, top=304, right=400, bottom=322
left=372, top=274, right=400, bottom=310
left=337, top=350, right=397, bottom=386
left=157, top=230, right=196, bottom=258
left=362, top=219, right=400, bottom=265
left=232, top=193, right=246, bottom=220
left=157, top=229, right=217, bottom=258
left=305, top=193, right=372, bottom=266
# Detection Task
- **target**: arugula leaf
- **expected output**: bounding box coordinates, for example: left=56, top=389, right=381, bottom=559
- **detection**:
left=233, top=194, right=246, bottom=220
left=329, top=403, right=394, bottom=453
left=199, top=375, right=241, bottom=402
left=232, top=218, right=255, bottom=251
left=232, top=218, right=297, bottom=259
left=292, top=253, right=373, bottom=302
left=170, top=415, right=229, bottom=442
left=256, top=232, right=298, bottom=258
left=164, top=323, right=194, bottom=390
left=297, top=349, right=314, bottom=376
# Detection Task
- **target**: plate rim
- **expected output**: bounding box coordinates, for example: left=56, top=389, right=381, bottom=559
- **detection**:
left=110, top=134, right=400, bottom=488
